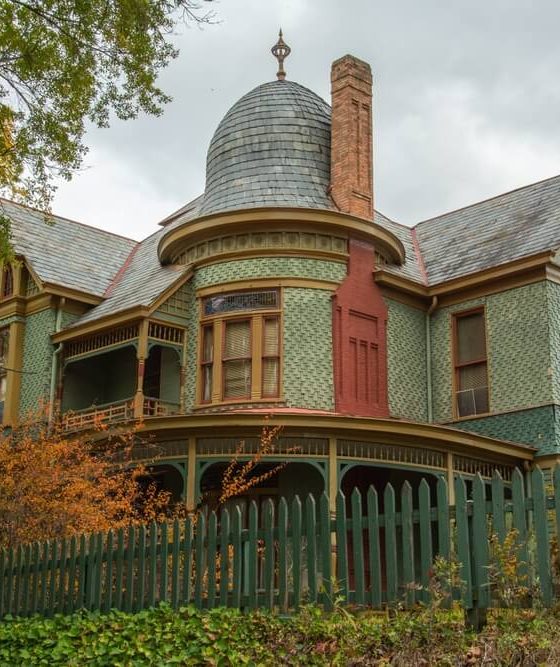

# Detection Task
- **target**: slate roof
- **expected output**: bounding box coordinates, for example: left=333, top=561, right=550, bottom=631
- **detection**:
left=0, top=198, right=136, bottom=297
left=414, top=175, right=560, bottom=285
left=66, top=228, right=189, bottom=328
left=374, top=211, right=425, bottom=284
left=199, top=80, right=335, bottom=217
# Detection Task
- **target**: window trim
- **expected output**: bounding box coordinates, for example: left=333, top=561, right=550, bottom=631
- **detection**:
left=451, top=307, right=490, bottom=419
left=197, top=290, right=282, bottom=406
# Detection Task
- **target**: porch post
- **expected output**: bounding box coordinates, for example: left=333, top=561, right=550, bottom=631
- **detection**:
left=186, top=436, right=197, bottom=512
left=134, top=320, right=149, bottom=419
left=328, top=437, right=338, bottom=578
left=447, top=452, right=455, bottom=505
left=3, top=318, right=25, bottom=425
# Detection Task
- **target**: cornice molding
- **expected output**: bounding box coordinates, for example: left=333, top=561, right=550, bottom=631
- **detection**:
left=158, top=207, right=405, bottom=267
left=119, top=412, right=534, bottom=462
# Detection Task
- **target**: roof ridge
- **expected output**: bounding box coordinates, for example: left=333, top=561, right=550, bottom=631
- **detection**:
left=0, top=197, right=137, bottom=244
left=413, top=173, right=560, bottom=229
left=103, top=243, right=140, bottom=298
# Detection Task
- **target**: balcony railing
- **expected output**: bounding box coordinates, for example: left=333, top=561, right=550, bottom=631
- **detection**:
left=61, top=399, right=135, bottom=432
left=61, top=396, right=181, bottom=432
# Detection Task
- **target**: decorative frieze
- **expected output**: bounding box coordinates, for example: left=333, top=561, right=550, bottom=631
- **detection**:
left=174, top=230, right=348, bottom=266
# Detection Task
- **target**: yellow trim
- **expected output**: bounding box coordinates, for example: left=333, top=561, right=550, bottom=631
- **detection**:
left=25, top=294, right=54, bottom=316
left=0, top=298, right=26, bottom=320
left=158, top=207, right=405, bottom=266
left=42, top=283, right=103, bottom=305
left=375, top=251, right=554, bottom=304
left=196, top=277, right=341, bottom=297
left=52, top=307, right=149, bottom=343
left=3, top=319, right=25, bottom=425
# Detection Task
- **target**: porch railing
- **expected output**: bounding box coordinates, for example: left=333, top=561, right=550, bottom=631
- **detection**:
left=143, top=397, right=180, bottom=417
left=61, top=396, right=181, bottom=432
left=61, top=399, right=135, bottom=431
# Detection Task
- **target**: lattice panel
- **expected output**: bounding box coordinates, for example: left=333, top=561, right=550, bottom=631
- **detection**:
left=159, top=283, right=189, bottom=316
left=197, top=436, right=329, bottom=457
left=65, top=324, right=139, bottom=359
left=203, top=290, right=279, bottom=316
left=25, top=271, right=39, bottom=297
left=174, top=231, right=348, bottom=265
left=453, top=455, right=514, bottom=481
left=337, top=439, right=446, bottom=469
left=148, top=322, right=184, bottom=345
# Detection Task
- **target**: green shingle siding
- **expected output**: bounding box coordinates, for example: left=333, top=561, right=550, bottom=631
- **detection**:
left=385, top=299, right=427, bottom=421
left=195, top=258, right=347, bottom=289
left=452, top=405, right=554, bottom=456
left=19, top=309, right=57, bottom=418
left=182, top=258, right=345, bottom=411
left=431, top=283, right=552, bottom=422
left=283, top=288, right=334, bottom=411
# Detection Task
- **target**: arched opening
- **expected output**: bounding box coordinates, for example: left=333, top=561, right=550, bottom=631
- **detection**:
left=138, top=464, right=185, bottom=505
left=199, top=460, right=324, bottom=516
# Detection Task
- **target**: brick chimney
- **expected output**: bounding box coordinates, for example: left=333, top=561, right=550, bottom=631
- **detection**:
left=330, top=55, right=373, bottom=220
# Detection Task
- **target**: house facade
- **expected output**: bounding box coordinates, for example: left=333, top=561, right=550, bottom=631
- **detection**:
left=1, top=43, right=557, bottom=511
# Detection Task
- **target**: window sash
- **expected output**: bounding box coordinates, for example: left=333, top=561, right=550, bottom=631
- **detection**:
left=453, top=310, right=489, bottom=417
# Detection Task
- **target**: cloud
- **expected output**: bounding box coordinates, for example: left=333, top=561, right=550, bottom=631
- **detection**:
left=52, top=0, right=560, bottom=234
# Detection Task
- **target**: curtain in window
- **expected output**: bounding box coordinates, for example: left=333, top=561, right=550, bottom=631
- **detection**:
left=262, top=318, right=279, bottom=397
left=224, top=321, right=251, bottom=398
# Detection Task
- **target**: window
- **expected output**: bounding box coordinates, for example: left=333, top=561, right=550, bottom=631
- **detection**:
left=1, top=266, right=13, bottom=299
left=199, top=291, right=281, bottom=404
left=453, top=310, right=489, bottom=417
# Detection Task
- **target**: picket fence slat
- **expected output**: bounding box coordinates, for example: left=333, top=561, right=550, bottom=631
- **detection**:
left=319, top=492, right=332, bottom=610
left=247, top=501, right=258, bottom=609
left=206, top=513, right=217, bottom=610
left=366, top=486, right=382, bottom=608
left=532, top=467, right=552, bottom=606
left=218, top=510, right=229, bottom=608
left=351, top=489, right=365, bottom=606
left=384, top=484, right=398, bottom=604
left=278, top=497, right=289, bottom=612
left=264, top=499, right=275, bottom=610
left=419, top=479, right=432, bottom=605
left=335, top=491, right=348, bottom=601
left=6, top=469, right=560, bottom=619
left=401, top=482, right=415, bottom=608
left=454, top=477, right=472, bottom=608
left=170, top=519, right=180, bottom=610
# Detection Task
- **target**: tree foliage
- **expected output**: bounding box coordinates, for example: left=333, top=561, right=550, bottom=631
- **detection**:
left=0, top=0, right=214, bottom=254
left=0, top=415, right=184, bottom=549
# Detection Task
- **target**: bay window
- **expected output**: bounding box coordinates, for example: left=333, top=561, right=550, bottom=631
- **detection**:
left=198, top=290, right=281, bottom=404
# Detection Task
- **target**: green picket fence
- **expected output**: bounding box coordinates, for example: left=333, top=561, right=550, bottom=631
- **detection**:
left=1, top=467, right=559, bottom=618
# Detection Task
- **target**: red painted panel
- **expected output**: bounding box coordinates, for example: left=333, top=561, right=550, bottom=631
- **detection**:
left=333, top=239, right=388, bottom=417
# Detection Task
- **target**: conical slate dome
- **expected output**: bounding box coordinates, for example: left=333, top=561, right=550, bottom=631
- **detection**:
left=199, top=80, right=335, bottom=217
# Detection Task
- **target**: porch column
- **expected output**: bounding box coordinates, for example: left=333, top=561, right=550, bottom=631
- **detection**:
left=186, top=436, right=197, bottom=512
left=447, top=452, right=455, bottom=505
left=3, top=318, right=25, bottom=425
left=134, top=320, right=149, bottom=419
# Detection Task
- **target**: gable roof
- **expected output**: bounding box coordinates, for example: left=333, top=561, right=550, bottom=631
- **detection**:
left=64, top=227, right=189, bottom=328
left=0, top=199, right=137, bottom=297
left=414, top=174, right=560, bottom=285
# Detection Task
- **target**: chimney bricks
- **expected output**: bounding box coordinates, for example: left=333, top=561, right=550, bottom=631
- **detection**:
left=330, top=55, right=374, bottom=220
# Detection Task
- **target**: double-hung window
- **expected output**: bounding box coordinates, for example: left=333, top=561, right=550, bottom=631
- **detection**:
left=453, top=309, right=489, bottom=417
left=199, top=290, right=281, bottom=404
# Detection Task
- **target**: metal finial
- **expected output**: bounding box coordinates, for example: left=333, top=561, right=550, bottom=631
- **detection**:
left=271, top=29, right=291, bottom=81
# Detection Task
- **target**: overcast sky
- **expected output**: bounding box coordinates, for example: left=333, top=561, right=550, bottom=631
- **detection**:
left=52, top=0, right=560, bottom=241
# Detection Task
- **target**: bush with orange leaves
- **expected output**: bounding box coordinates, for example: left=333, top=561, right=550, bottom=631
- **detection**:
left=0, top=413, right=183, bottom=549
